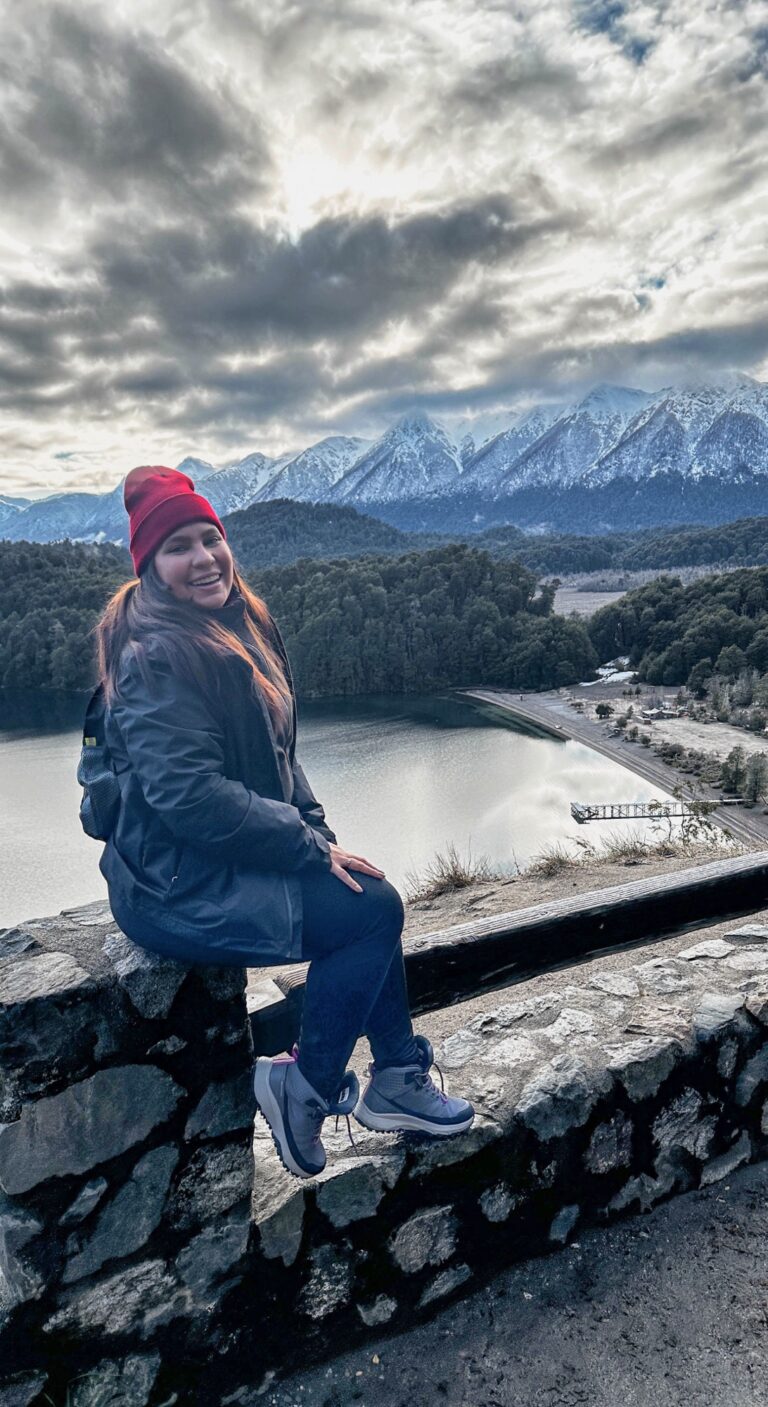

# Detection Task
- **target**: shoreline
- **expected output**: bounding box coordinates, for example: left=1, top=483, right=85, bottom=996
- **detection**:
left=460, top=686, right=768, bottom=849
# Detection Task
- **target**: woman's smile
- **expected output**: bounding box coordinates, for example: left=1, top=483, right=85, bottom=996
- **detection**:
left=153, top=519, right=234, bottom=606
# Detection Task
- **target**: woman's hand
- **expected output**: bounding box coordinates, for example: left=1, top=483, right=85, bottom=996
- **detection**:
left=328, top=842, right=385, bottom=893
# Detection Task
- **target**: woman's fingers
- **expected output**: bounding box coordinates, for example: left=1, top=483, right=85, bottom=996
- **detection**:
left=336, top=849, right=385, bottom=876
left=330, top=861, right=363, bottom=893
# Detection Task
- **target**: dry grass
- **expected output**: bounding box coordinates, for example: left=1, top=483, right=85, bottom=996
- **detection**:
left=404, top=842, right=509, bottom=901
left=525, top=842, right=582, bottom=877
left=407, top=824, right=738, bottom=901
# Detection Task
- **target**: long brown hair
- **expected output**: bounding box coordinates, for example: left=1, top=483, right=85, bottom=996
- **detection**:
left=96, top=558, right=292, bottom=731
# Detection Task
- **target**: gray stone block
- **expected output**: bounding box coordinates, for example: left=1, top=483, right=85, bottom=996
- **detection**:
left=607, top=1036, right=679, bottom=1102
left=549, top=1204, right=579, bottom=1244
left=479, top=1183, right=518, bottom=1222
left=693, top=991, right=746, bottom=1040
left=678, top=939, right=735, bottom=961
left=70, top=1353, right=161, bottom=1407
left=610, top=1164, right=677, bottom=1213
left=700, top=1132, right=751, bottom=1186
left=437, top=1030, right=484, bottom=1069
left=390, top=1206, right=457, bottom=1274
left=633, top=959, right=692, bottom=995
left=408, top=1117, right=500, bottom=1177
left=589, top=972, right=640, bottom=998
left=185, top=1071, right=254, bottom=1141
left=735, top=1044, right=768, bottom=1107
left=0, top=951, right=93, bottom=1006
left=63, top=1145, right=178, bottom=1283
left=418, top=1263, right=471, bottom=1307
left=177, top=1205, right=250, bottom=1304
left=300, top=1244, right=351, bottom=1321
left=170, top=1140, right=254, bottom=1231
left=102, top=933, right=187, bottom=1020
left=0, top=1065, right=184, bottom=1195
left=316, top=1153, right=404, bottom=1229
left=518, top=1053, right=611, bottom=1139
left=357, top=1295, right=397, bottom=1326
left=0, top=929, right=39, bottom=959
left=585, top=1112, right=633, bottom=1174
left=0, top=1196, right=44, bottom=1305
left=0, top=1373, right=47, bottom=1407
left=652, top=1090, right=716, bottom=1162
left=44, top=1258, right=186, bottom=1338
left=59, top=1177, right=108, bottom=1227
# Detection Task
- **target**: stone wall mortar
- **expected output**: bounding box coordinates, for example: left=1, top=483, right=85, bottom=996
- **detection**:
left=5, top=902, right=768, bottom=1404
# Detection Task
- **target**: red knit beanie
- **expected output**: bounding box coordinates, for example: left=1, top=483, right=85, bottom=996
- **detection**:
left=124, top=466, right=226, bottom=576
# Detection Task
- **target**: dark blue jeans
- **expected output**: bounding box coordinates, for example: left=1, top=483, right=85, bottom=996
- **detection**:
left=109, top=871, right=416, bottom=1101
left=297, top=871, right=416, bottom=1099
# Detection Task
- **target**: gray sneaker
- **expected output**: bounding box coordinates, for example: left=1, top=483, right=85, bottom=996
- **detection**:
left=353, top=1035, right=474, bottom=1138
left=254, top=1052, right=359, bottom=1179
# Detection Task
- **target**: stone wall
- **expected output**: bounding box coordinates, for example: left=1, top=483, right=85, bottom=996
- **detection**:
left=0, top=902, right=255, bottom=1407
left=3, top=892, right=768, bottom=1406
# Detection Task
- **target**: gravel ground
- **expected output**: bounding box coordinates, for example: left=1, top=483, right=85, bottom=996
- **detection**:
left=262, top=1159, right=768, bottom=1407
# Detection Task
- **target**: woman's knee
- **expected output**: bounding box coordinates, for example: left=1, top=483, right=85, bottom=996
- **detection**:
left=366, top=876, right=404, bottom=942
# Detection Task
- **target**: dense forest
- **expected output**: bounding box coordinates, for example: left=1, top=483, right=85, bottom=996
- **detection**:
left=474, top=515, right=768, bottom=574
left=227, top=502, right=768, bottom=576
left=0, top=539, right=598, bottom=695
left=589, top=568, right=768, bottom=687
left=224, top=498, right=440, bottom=569
left=252, top=545, right=598, bottom=696
left=0, top=541, right=131, bottom=690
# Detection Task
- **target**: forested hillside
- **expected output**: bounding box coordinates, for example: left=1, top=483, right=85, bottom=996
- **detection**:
left=252, top=545, right=598, bottom=696
left=0, top=541, right=131, bottom=690
left=224, top=497, right=441, bottom=569
left=589, top=569, right=768, bottom=686
left=0, top=539, right=598, bottom=694
left=474, top=516, right=768, bottom=574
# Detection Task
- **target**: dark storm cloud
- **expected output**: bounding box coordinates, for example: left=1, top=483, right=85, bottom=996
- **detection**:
left=0, top=188, right=576, bottom=431
left=0, top=3, right=269, bottom=218
left=161, top=351, right=328, bottom=430
left=93, top=195, right=573, bottom=345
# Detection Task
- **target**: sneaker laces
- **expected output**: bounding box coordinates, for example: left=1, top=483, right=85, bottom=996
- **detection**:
left=413, top=1068, right=448, bottom=1104
left=329, top=1071, right=362, bottom=1157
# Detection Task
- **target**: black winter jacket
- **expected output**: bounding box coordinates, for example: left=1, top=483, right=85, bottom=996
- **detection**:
left=100, top=592, right=335, bottom=963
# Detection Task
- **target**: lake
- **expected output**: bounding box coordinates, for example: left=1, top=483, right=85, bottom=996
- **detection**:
left=0, top=689, right=674, bottom=929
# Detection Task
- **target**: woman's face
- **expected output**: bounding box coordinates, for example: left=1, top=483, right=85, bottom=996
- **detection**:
left=153, top=519, right=234, bottom=608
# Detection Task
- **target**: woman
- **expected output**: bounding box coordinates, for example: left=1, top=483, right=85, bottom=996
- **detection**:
left=96, top=465, right=474, bottom=1179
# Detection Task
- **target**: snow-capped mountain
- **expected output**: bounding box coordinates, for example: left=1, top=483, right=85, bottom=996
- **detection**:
left=176, top=456, right=218, bottom=482
left=203, top=453, right=286, bottom=516
left=460, top=402, right=570, bottom=492
left=331, top=413, right=462, bottom=504
left=5, top=375, right=768, bottom=543
left=494, top=385, right=654, bottom=492
left=256, top=436, right=370, bottom=503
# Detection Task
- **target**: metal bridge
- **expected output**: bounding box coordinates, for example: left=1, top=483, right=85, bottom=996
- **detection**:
left=570, top=799, right=727, bottom=824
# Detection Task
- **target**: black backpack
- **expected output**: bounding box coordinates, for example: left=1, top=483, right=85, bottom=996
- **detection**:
left=77, top=684, right=121, bottom=841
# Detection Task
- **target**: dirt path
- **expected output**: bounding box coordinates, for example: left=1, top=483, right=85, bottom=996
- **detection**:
left=463, top=688, right=768, bottom=850
left=264, top=1159, right=768, bottom=1407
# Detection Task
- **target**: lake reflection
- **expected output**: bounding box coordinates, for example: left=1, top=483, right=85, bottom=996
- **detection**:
left=0, top=690, right=674, bottom=928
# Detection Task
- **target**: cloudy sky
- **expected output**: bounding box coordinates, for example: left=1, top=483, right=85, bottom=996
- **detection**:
left=2, top=0, right=767, bottom=497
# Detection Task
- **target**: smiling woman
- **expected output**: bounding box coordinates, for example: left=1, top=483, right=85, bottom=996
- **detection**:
left=154, top=520, right=235, bottom=607
left=91, top=464, right=474, bottom=1182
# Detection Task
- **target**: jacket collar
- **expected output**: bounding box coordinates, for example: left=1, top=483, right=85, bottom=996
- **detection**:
left=208, top=585, right=248, bottom=630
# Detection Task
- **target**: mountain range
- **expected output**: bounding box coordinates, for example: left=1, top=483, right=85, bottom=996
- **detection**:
left=3, top=373, right=768, bottom=543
